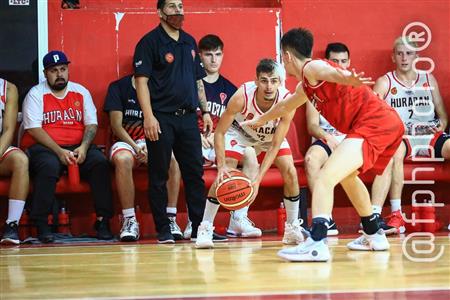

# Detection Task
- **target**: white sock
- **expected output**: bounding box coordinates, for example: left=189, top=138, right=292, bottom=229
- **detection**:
left=372, top=205, right=382, bottom=215
left=233, top=206, right=249, bottom=219
left=6, top=199, right=25, bottom=224
left=390, top=199, right=401, bottom=212
left=122, top=208, right=136, bottom=218
left=202, top=200, right=220, bottom=223
left=284, top=198, right=299, bottom=223
left=166, top=207, right=177, bottom=215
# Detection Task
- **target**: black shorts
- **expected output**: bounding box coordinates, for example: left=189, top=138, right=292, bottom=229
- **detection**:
left=310, top=139, right=332, bottom=157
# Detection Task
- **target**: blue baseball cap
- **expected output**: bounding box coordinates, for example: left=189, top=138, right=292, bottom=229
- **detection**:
left=43, top=50, right=71, bottom=69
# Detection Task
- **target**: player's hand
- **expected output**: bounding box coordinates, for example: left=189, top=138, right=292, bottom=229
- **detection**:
left=134, top=145, right=148, bottom=164
left=144, top=115, right=161, bottom=141
left=248, top=179, right=261, bottom=205
left=200, top=133, right=212, bottom=149
left=216, top=165, right=232, bottom=185
left=57, top=148, right=77, bottom=165
left=73, top=145, right=87, bottom=164
left=338, top=68, right=375, bottom=87
left=240, top=117, right=265, bottom=129
left=202, top=113, right=213, bottom=137
left=324, top=133, right=340, bottom=150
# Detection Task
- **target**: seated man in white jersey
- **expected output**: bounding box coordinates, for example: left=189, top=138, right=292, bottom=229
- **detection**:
left=304, top=43, right=350, bottom=236
left=196, top=59, right=306, bottom=248
left=104, top=74, right=181, bottom=241
left=22, top=51, right=114, bottom=243
left=372, top=37, right=450, bottom=233
left=0, top=79, right=29, bottom=245
left=181, top=34, right=259, bottom=240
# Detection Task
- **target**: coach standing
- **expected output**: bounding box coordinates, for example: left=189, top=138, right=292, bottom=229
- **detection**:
left=133, top=0, right=212, bottom=243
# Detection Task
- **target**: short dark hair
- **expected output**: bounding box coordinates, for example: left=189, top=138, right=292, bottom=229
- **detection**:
left=325, top=43, right=350, bottom=59
left=157, top=0, right=165, bottom=9
left=198, top=34, right=224, bottom=52
left=255, top=58, right=278, bottom=76
left=281, top=28, right=314, bottom=60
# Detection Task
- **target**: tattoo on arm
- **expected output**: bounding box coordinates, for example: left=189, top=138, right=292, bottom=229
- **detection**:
left=82, top=125, right=97, bottom=146
left=197, top=80, right=208, bottom=112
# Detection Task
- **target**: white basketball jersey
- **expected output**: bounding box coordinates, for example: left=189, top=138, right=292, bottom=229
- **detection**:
left=384, top=71, right=435, bottom=124
left=231, top=81, right=290, bottom=144
left=0, top=78, right=7, bottom=134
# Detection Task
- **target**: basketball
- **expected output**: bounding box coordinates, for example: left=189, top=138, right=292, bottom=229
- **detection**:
left=215, top=170, right=254, bottom=210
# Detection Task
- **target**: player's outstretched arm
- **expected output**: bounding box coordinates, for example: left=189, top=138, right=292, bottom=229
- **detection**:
left=306, top=60, right=374, bottom=87
left=241, top=83, right=307, bottom=128
left=214, top=87, right=245, bottom=181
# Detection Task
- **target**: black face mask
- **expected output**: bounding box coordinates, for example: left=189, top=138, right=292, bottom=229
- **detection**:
left=162, top=12, right=184, bottom=30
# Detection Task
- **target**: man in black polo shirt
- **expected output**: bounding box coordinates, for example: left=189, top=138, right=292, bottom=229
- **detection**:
left=133, top=0, right=213, bottom=243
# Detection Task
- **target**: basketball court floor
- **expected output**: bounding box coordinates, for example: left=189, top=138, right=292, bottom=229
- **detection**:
left=1, top=234, right=449, bottom=299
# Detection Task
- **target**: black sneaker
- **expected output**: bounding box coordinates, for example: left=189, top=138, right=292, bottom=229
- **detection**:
left=376, top=214, right=396, bottom=236
left=36, top=222, right=54, bottom=243
left=95, top=218, right=113, bottom=240
left=157, top=230, right=175, bottom=244
left=212, top=232, right=228, bottom=242
left=327, top=219, right=339, bottom=236
left=168, top=217, right=184, bottom=241
left=1, top=221, right=20, bottom=245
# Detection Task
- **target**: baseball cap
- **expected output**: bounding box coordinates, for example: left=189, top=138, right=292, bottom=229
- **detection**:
left=43, top=50, right=71, bottom=69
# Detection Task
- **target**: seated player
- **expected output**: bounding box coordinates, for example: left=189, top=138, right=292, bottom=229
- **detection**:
left=372, top=37, right=450, bottom=234
left=195, top=58, right=307, bottom=249
left=244, top=28, right=404, bottom=261
left=104, top=74, right=181, bottom=241
left=0, top=78, right=29, bottom=245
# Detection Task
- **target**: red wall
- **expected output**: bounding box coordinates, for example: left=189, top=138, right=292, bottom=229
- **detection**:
left=48, top=1, right=280, bottom=137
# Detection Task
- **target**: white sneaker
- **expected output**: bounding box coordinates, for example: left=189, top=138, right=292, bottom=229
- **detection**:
left=120, top=216, right=140, bottom=242
left=277, top=237, right=330, bottom=262
left=195, top=221, right=214, bottom=249
left=347, top=229, right=390, bottom=251
left=168, top=217, right=183, bottom=240
left=183, top=220, right=192, bottom=239
left=227, top=213, right=262, bottom=238
left=282, top=219, right=306, bottom=245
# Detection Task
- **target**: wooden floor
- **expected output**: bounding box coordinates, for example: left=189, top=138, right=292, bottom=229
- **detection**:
left=1, top=235, right=449, bottom=299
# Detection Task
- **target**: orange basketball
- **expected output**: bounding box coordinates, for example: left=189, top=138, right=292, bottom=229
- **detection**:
left=215, top=170, right=254, bottom=210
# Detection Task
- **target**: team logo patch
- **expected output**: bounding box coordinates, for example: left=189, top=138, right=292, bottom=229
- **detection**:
left=191, top=49, right=196, bottom=61
left=423, top=82, right=429, bottom=88
left=230, top=139, right=237, bottom=147
left=245, top=113, right=254, bottom=121
left=165, top=53, right=174, bottom=63
left=74, top=101, right=80, bottom=107
left=220, top=93, right=228, bottom=104
left=391, top=87, right=397, bottom=95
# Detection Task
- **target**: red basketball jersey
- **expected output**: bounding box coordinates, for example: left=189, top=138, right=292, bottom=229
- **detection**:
left=301, top=59, right=395, bottom=133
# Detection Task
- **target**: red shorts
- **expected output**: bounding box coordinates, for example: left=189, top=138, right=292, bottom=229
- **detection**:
left=346, top=109, right=404, bottom=175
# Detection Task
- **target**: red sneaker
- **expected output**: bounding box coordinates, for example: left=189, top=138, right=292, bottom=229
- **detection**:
left=386, top=210, right=406, bottom=234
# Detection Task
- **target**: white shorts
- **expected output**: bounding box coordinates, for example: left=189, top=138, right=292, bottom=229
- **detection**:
left=202, top=147, right=216, bottom=165
left=109, top=139, right=146, bottom=160
left=0, top=146, right=20, bottom=162
left=224, top=129, right=291, bottom=162
left=404, top=132, right=449, bottom=158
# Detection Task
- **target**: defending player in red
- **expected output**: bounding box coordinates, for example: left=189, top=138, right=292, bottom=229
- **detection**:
left=243, top=28, right=404, bottom=262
